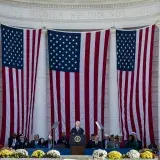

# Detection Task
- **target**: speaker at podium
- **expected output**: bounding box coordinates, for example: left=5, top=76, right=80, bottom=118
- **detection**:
left=69, top=134, right=86, bottom=155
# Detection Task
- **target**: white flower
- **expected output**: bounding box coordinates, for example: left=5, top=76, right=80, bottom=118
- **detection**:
left=47, top=149, right=60, bottom=158
left=15, top=149, right=28, bottom=156
left=126, top=149, right=140, bottom=158
left=92, top=149, right=107, bottom=159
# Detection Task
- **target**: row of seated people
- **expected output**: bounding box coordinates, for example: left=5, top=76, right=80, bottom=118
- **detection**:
left=8, top=132, right=158, bottom=153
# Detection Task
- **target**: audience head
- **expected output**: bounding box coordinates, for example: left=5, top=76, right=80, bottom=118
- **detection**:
left=128, top=134, right=135, bottom=142
left=104, top=133, right=109, bottom=140
left=90, top=134, right=95, bottom=140
left=39, top=138, right=45, bottom=145
left=34, top=134, right=39, bottom=141
left=75, top=121, right=80, bottom=128
left=130, top=132, right=137, bottom=140
left=110, top=134, right=115, bottom=141
left=114, top=135, right=119, bottom=142
left=95, top=135, right=99, bottom=141
left=62, top=132, right=66, bottom=136
left=11, top=133, right=17, bottom=139
left=61, top=132, right=67, bottom=140
left=19, top=134, right=25, bottom=142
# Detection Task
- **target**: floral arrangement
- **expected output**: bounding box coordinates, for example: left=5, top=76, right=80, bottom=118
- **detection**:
left=92, top=149, right=107, bottom=159
left=15, top=149, right=28, bottom=156
left=126, top=149, right=140, bottom=158
left=107, top=151, right=122, bottom=159
left=140, top=150, right=153, bottom=159
left=45, top=149, right=60, bottom=158
left=0, top=148, right=15, bottom=158
left=31, top=150, right=45, bottom=158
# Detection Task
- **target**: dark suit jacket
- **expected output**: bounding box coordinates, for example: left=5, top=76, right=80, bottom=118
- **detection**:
left=86, top=140, right=94, bottom=148
left=91, top=141, right=102, bottom=148
left=137, top=140, right=142, bottom=149
left=71, top=127, right=84, bottom=135
left=8, top=138, right=17, bottom=148
left=15, top=141, right=29, bottom=149
left=30, top=140, right=39, bottom=148
left=57, top=138, right=69, bottom=148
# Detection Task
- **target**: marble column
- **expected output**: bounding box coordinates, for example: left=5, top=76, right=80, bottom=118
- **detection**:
left=108, top=28, right=120, bottom=135
left=33, top=31, right=47, bottom=139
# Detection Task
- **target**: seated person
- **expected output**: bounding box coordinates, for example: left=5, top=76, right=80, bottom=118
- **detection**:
left=114, top=135, right=120, bottom=148
left=118, top=135, right=125, bottom=148
left=91, top=135, right=102, bottom=148
left=86, top=134, right=95, bottom=148
left=130, top=132, right=142, bottom=150
left=30, top=134, right=39, bottom=148
left=38, top=138, right=46, bottom=148
left=45, top=134, right=56, bottom=149
left=148, top=143, right=158, bottom=154
left=15, top=134, right=29, bottom=149
left=107, top=135, right=116, bottom=149
left=8, top=133, right=17, bottom=149
left=125, top=134, right=139, bottom=150
left=71, top=121, right=84, bottom=135
left=57, top=132, right=69, bottom=148
left=102, top=133, right=109, bottom=149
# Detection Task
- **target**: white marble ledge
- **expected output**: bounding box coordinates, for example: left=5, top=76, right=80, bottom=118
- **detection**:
left=0, top=158, right=159, bottom=160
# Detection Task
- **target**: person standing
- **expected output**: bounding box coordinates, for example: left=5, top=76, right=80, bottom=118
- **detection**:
left=71, top=121, right=84, bottom=135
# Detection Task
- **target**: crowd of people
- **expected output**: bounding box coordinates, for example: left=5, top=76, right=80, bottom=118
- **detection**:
left=7, top=132, right=158, bottom=154
left=4, top=121, right=158, bottom=154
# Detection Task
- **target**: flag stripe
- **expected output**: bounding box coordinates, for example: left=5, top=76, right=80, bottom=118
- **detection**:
left=94, top=32, right=100, bottom=135
left=56, top=72, right=62, bottom=136
left=148, top=25, right=155, bottom=143
left=9, top=68, right=14, bottom=135
left=16, top=70, right=20, bottom=134
left=1, top=67, right=6, bottom=144
left=84, top=33, right=91, bottom=137
left=65, top=72, right=70, bottom=136
left=75, top=73, right=80, bottom=121
left=101, top=30, right=110, bottom=128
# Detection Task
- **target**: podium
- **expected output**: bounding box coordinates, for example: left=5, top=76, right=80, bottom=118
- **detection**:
left=69, top=135, right=86, bottom=155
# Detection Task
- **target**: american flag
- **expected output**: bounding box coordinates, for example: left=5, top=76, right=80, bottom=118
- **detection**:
left=116, top=25, right=155, bottom=147
left=1, top=25, right=42, bottom=145
left=48, top=30, right=110, bottom=139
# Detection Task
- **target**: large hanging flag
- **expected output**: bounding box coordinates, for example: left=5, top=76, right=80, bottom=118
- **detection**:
left=48, top=30, right=110, bottom=139
left=1, top=25, right=42, bottom=144
left=116, top=25, right=155, bottom=146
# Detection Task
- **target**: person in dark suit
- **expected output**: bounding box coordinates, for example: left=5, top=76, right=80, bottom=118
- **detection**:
left=30, top=134, right=39, bottom=148
left=86, top=134, right=95, bottom=148
left=57, top=132, right=69, bottom=148
left=130, top=132, right=142, bottom=150
left=91, top=135, right=102, bottom=148
left=8, top=133, right=17, bottom=148
left=71, top=121, right=84, bottom=135
left=15, top=134, right=29, bottom=149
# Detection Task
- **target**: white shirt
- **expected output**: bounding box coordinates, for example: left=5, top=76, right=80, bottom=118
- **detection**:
left=12, top=138, right=16, bottom=146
